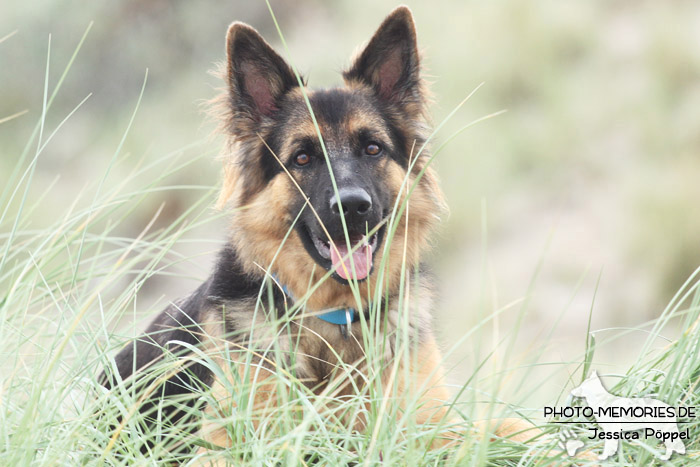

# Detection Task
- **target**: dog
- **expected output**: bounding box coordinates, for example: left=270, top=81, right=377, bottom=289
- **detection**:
left=101, top=6, right=537, bottom=462
left=571, top=371, right=687, bottom=460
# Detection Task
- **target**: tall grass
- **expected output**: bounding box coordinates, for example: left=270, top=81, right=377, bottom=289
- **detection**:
left=2, top=20, right=700, bottom=467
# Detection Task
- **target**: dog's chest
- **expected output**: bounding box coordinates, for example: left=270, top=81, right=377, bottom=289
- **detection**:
left=211, top=302, right=398, bottom=393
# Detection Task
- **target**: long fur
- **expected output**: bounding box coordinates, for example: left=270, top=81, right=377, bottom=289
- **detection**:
left=102, top=6, right=537, bottom=462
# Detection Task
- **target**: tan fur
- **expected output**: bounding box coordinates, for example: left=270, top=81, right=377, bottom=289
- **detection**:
left=195, top=6, right=542, bottom=464
left=219, top=95, right=443, bottom=312
left=195, top=291, right=542, bottom=463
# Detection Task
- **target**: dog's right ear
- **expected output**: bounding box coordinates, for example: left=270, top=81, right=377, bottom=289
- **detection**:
left=225, top=22, right=298, bottom=129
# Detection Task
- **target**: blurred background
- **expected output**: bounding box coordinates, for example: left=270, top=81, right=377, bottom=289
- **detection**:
left=2, top=0, right=699, bottom=408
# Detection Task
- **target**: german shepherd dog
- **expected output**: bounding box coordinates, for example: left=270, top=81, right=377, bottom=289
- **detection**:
left=103, top=5, right=536, bottom=461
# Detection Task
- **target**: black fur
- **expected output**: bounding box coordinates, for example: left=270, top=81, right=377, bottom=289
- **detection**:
left=102, top=6, right=427, bottom=457
left=100, top=247, right=268, bottom=453
left=226, top=22, right=298, bottom=122
left=343, top=6, right=422, bottom=107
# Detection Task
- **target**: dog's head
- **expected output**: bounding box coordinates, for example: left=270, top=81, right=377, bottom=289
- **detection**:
left=570, top=371, right=602, bottom=399
left=215, top=7, right=444, bottom=306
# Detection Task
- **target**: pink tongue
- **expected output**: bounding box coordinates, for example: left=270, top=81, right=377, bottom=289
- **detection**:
left=330, top=240, right=372, bottom=280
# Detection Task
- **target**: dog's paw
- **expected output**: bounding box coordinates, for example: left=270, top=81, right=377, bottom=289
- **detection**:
left=558, top=428, right=585, bottom=457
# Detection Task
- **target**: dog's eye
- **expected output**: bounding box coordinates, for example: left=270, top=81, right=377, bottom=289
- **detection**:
left=365, top=143, right=382, bottom=156
left=294, top=152, right=311, bottom=167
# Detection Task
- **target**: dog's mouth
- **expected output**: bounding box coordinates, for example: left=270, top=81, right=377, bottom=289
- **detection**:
left=300, top=224, right=384, bottom=282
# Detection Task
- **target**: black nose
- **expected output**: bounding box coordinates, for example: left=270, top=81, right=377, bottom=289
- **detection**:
left=330, top=187, right=372, bottom=218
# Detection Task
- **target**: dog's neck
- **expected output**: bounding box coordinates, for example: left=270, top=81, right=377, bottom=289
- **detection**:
left=581, top=378, right=614, bottom=407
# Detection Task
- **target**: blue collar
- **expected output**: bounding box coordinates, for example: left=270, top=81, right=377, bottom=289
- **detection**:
left=316, top=307, right=355, bottom=325
left=272, top=274, right=358, bottom=326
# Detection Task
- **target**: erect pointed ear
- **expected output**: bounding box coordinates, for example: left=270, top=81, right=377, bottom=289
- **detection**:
left=343, top=6, right=421, bottom=105
left=225, top=22, right=298, bottom=124
left=590, top=370, right=598, bottom=378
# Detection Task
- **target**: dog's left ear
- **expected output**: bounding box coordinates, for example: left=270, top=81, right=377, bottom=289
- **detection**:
left=344, top=6, right=421, bottom=107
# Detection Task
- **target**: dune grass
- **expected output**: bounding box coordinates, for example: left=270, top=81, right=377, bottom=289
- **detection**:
left=2, top=19, right=700, bottom=467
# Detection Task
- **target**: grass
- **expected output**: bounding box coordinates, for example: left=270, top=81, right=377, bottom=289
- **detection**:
left=2, top=16, right=700, bottom=467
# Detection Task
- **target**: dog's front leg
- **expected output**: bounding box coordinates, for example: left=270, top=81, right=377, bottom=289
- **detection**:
left=196, top=357, right=281, bottom=464
left=599, top=436, right=619, bottom=460
left=392, top=333, right=541, bottom=449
